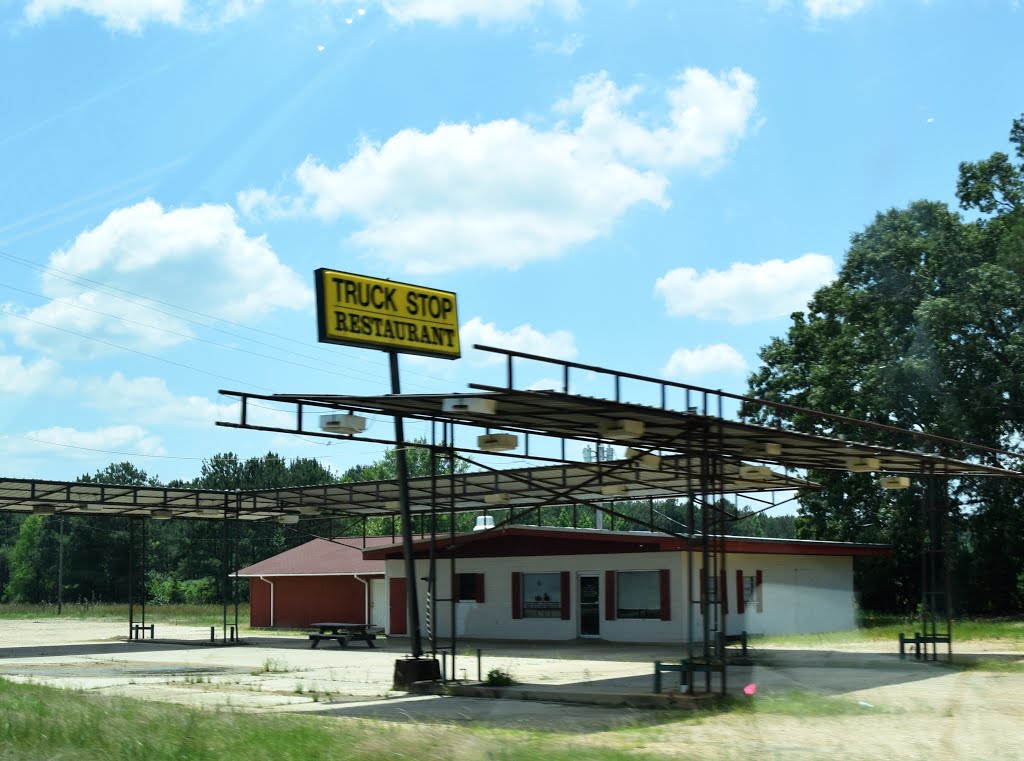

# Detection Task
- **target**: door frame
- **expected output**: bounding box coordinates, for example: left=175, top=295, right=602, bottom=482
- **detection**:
left=369, top=577, right=387, bottom=630
left=578, top=572, right=601, bottom=638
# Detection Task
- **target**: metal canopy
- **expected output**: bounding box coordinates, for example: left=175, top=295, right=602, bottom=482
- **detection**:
left=256, top=455, right=810, bottom=517
left=0, top=454, right=808, bottom=522
left=0, top=479, right=282, bottom=521
left=257, top=389, right=1020, bottom=479
left=5, top=379, right=1019, bottom=522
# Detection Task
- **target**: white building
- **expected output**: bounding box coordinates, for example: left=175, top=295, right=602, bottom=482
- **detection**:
left=362, top=526, right=888, bottom=643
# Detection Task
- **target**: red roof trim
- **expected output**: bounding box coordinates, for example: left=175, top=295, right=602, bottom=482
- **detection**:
left=361, top=526, right=890, bottom=560
left=234, top=572, right=385, bottom=578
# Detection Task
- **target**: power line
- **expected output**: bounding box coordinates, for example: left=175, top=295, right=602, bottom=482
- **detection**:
left=0, top=249, right=454, bottom=391
left=0, top=432, right=203, bottom=460
left=0, top=281, right=390, bottom=384
left=2, top=309, right=273, bottom=392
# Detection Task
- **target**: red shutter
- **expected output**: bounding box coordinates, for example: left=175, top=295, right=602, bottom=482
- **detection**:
left=755, top=570, right=764, bottom=613
left=735, top=569, right=745, bottom=615
left=511, top=572, right=522, bottom=619
left=605, top=571, right=616, bottom=620
left=560, top=571, right=571, bottom=620
left=659, top=569, right=671, bottom=621
left=452, top=573, right=460, bottom=603
left=475, top=573, right=485, bottom=604
left=720, top=569, right=728, bottom=615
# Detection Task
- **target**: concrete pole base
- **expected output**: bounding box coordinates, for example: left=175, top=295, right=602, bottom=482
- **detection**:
left=393, top=657, right=441, bottom=690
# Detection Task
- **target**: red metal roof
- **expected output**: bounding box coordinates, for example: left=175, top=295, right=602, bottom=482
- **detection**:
left=361, top=526, right=890, bottom=560
left=236, top=536, right=389, bottom=577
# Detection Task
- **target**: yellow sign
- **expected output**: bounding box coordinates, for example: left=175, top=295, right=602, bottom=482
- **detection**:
left=315, top=269, right=461, bottom=359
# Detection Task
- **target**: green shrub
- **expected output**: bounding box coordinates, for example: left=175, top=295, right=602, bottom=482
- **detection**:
left=484, top=667, right=515, bottom=686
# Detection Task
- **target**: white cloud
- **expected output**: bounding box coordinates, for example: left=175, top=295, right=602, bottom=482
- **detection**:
left=80, top=372, right=298, bottom=429
left=804, top=0, right=870, bottom=19
left=0, top=425, right=166, bottom=460
left=536, top=33, right=583, bottom=56
left=22, top=0, right=261, bottom=32
left=662, top=344, right=748, bottom=379
left=0, top=355, right=63, bottom=393
left=3, top=200, right=312, bottom=357
left=379, top=0, right=578, bottom=24
left=556, top=68, right=758, bottom=170
left=83, top=373, right=239, bottom=427
left=654, top=253, right=836, bottom=324
left=243, top=68, right=758, bottom=274
left=460, top=317, right=577, bottom=366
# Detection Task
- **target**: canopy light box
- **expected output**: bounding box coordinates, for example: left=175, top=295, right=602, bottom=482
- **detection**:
left=846, top=457, right=881, bottom=473
left=879, top=476, right=911, bottom=490
left=477, top=433, right=518, bottom=452
left=598, top=419, right=645, bottom=440
left=442, top=397, right=496, bottom=415
left=626, top=448, right=662, bottom=469
left=319, top=413, right=367, bottom=435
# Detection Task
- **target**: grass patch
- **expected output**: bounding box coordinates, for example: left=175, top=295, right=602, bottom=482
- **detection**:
left=0, top=678, right=666, bottom=761
left=752, top=614, right=1024, bottom=648
left=728, top=690, right=885, bottom=717
left=0, top=603, right=252, bottom=627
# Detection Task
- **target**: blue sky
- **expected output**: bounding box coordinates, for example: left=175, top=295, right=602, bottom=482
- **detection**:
left=1, top=0, right=1021, bottom=484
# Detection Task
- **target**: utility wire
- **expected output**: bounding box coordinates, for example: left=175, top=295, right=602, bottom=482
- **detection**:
left=0, top=282, right=387, bottom=384
left=0, top=432, right=203, bottom=460
left=0, top=249, right=454, bottom=391
left=2, top=309, right=272, bottom=392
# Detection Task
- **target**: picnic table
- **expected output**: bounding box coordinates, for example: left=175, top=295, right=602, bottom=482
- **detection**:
left=308, top=622, right=383, bottom=648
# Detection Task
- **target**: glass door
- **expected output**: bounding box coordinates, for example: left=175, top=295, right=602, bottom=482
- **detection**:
left=579, top=574, right=600, bottom=636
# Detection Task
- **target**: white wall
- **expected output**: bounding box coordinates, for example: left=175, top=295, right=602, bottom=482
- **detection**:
left=727, top=553, right=855, bottom=636
left=386, top=550, right=856, bottom=643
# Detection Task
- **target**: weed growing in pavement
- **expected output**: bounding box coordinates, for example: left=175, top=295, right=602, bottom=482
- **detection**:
left=253, top=658, right=291, bottom=675
left=484, top=667, right=515, bottom=686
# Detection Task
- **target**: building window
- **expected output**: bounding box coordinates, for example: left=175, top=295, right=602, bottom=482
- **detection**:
left=734, top=569, right=763, bottom=614
left=454, top=573, right=484, bottom=603
left=615, top=571, right=660, bottom=619
left=742, top=576, right=756, bottom=604
left=521, top=572, right=561, bottom=617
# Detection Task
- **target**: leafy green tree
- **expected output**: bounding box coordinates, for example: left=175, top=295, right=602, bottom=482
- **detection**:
left=342, top=439, right=467, bottom=482
left=4, top=516, right=57, bottom=603
left=748, top=114, right=1024, bottom=611
left=78, top=461, right=159, bottom=486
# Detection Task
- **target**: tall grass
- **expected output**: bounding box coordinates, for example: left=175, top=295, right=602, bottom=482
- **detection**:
left=0, top=679, right=655, bottom=761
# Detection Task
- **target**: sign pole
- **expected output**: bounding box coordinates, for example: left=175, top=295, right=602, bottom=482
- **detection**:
left=314, top=269, right=451, bottom=686
left=389, top=350, right=425, bottom=659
